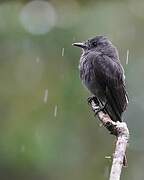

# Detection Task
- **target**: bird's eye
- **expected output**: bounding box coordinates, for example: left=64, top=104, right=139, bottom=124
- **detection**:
left=92, top=42, right=97, bottom=46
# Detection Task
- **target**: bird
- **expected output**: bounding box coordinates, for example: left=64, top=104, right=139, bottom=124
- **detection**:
left=73, top=35, right=128, bottom=122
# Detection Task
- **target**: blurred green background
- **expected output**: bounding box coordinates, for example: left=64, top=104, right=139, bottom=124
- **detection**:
left=0, top=0, right=143, bottom=179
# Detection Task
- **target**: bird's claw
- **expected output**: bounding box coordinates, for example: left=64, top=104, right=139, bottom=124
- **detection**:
left=87, top=96, right=106, bottom=115
left=87, top=96, right=99, bottom=105
left=94, top=105, right=105, bottom=115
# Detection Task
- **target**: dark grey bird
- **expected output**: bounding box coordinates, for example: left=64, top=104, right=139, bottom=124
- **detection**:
left=73, top=36, right=128, bottom=122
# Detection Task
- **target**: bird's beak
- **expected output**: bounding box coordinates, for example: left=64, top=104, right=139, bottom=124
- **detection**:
left=72, top=42, right=87, bottom=49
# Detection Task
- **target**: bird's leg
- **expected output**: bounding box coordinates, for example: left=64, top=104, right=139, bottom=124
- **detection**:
left=94, top=100, right=108, bottom=115
left=87, top=96, right=107, bottom=115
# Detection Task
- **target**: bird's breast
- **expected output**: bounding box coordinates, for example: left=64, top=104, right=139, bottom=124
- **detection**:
left=79, top=56, right=104, bottom=98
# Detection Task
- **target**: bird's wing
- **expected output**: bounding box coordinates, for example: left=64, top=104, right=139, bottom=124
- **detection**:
left=92, top=53, right=128, bottom=121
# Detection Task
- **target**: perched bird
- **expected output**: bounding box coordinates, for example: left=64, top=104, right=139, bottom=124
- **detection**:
left=73, top=36, right=128, bottom=122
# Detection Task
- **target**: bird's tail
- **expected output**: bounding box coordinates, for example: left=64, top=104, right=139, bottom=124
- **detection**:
left=103, top=85, right=128, bottom=122
left=104, top=101, right=122, bottom=122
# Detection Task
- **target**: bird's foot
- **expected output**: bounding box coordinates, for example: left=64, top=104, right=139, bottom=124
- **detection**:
left=87, top=96, right=99, bottom=105
left=94, top=104, right=106, bottom=115
left=87, top=96, right=106, bottom=115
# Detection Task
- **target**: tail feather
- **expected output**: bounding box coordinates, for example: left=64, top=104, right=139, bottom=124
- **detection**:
left=105, top=98, right=122, bottom=122
left=105, top=87, right=123, bottom=122
left=104, top=84, right=128, bottom=122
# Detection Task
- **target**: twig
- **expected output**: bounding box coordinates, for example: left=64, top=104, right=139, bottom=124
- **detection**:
left=88, top=97, right=129, bottom=180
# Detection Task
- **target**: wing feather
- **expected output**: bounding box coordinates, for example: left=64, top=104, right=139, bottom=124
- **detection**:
left=92, top=53, right=128, bottom=121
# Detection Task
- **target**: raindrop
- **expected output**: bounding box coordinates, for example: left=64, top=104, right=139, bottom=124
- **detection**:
left=44, top=89, right=48, bottom=103
left=36, top=56, right=40, bottom=63
left=54, top=105, right=58, bottom=117
left=62, top=48, right=65, bottom=56
left=105, top=156, right=111, bottom=159
left=126, top=49, right=129, bottom=65
left=21, top=145, right=25, bottom=153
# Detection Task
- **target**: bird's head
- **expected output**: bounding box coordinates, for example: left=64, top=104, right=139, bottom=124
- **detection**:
left=72, top=35, right=112, bottom=51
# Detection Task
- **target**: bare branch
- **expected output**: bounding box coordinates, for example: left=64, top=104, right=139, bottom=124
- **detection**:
left=109, top=122, right=129, bottom=180
left=88, top=97, right=130, bottom=180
